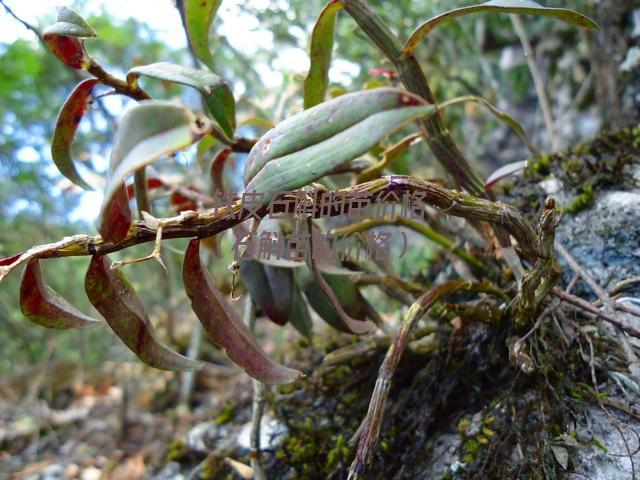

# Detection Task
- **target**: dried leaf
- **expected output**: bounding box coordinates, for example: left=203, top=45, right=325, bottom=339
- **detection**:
left=51, top=79, right=99, bottom=190
left=85, top=255, right=201, bottom=371
left=128, top=62, right=235, bottom=138
left=403, top=0, right=599, bottom=55
left=183, top=0, right=222, bottom=70
left=304, top=0, right=343, bottom=109
left=244, top=88, right=435, bottom=197
left=20, top=259, right=99, bottom=329
left=551, top=444, right=569, bottom=470
left=182, top=239, right=302, bottom=384
left=485, top=160, right=528, bottom=190
left=99, top=101, right=202, bottom=242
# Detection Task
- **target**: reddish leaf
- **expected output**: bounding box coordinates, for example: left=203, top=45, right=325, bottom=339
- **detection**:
left=99, top=182, right=132, bottom=243
left=20, top=259, right=99, bottom=329
left=51, top=79, right=99, bottom=190
left=210, top=147, right=233, bottom=194
left=182, top=239, right=302, bottom=384
left=43, top=34, right=88, bottom=69
left=85, top=255, right=202, bottom=371
left=0, top=252, right=22, bottom=267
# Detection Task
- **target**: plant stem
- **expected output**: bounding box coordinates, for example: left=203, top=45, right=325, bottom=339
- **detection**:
left=243, top=297, right=267, bottom=480
left=510, top=14, right=560, bottom=152
left=0, top=176, right=542, bottom=283
left=342, top=0, right=485, bottom=195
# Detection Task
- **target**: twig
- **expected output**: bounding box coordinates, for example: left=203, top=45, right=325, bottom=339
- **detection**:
left=552, top=288, right=640, bottom=340
left=243, top=296, right=267, bottom=480
left=0, top=176, right=542, bottom=283
left=0, top=0, right=45, bottom=43
left=556, top=242, right=640, bottom=380
left=510, top=14, right=560, bottom=151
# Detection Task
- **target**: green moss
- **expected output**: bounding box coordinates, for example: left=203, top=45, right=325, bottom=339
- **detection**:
left=214, top=401, right=236, bottom=425
left=165, top=439, right=188, bottom=462
left=564, top=185, right=594, bottom=214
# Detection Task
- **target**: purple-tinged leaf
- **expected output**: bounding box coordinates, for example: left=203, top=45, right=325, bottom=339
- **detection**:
left=20, top=259, right=99, bottom=329
left=485, top=160, right=529, bottom=190
left=210, top=147, right=233, bottom=194
left=85, top=255, right=202, bottom=371
left=304, top=0, right=343, bottom=109
left=239, top=259, right=293, bottom=326
left=182, top=239, right=302, bottom=384
left=403, top=0, right=599, bottom=55
left=183, top=0, right=222, bottom=70
left=127, top=62, right=236, bottom=138
left=307, top=221, right=372, bottom=335
left=51, top=79, right=99, bottom=190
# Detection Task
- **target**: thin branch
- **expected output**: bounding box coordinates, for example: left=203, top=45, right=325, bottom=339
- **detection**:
left=510, top=14, right=560, bottom=151
left=0, top=176, right=542, bottom=283
left=0, top=0, right=45, bottom=43
left=243, top=297, right=267, bottom=480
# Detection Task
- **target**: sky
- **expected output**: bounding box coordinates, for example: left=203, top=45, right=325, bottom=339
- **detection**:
left=0, top=0, right=357, bottom=222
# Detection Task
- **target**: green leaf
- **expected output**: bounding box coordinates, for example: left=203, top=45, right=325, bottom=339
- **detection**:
left=439, top=95, right=539, bottom=156
left=44, top=6, right=97, bottom=38
left=182, top=239, right=302, bottom=384
left=244, top=88, right=435, bottom=196
left=85, top=255, right=202, bottom=371
left=183, top=0, right=222, bottom=70
left=51, top=79, right=99, bottom=190
left=20, top=259, right=99, bottom=329
left=99, top=101, right=203, bottom=242
left=403, top=0, right=599, bottom=55
left=127, top=62, right=236, bottom=138
left=289, top=284, right=313, bottom=339
left=303, top=0, right=343, bottom=109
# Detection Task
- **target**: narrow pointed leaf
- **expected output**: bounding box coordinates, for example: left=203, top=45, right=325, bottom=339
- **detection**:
left=20, top=259, right=99, bottom=329
left=182, top=239, right=302, bottom=384
left=485, top=160, right=528, bottom=190
left=99, top=101, right=202, bottom=241
left=183, top=0, right=222, bottom=70
left=244, top=89, right=435, bottom=196
left=306, top=221, right=372, bottom=335
left=403, top=0, right=599, bottom=55
left=439, top=95, right=538, bottom=155
left=128, top=62, right=236, bottom=138
left=304, top=0, right=343, bottom=109
left=85, top=255, right=202, bottom=371
left=244, top=87, right=431, bottom=184
left=44, top=6, right=97, bottom=38
left=51, top=79, right=99, bottom=190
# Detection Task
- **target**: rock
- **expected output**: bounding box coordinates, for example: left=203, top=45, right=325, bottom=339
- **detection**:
left=562, top=406, right=640, bottom=479
left=236, top=415, right=287, bottom=452
left=150, top=462, right=185, bottom=480
left=556, top=189, right=640, bottom=294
